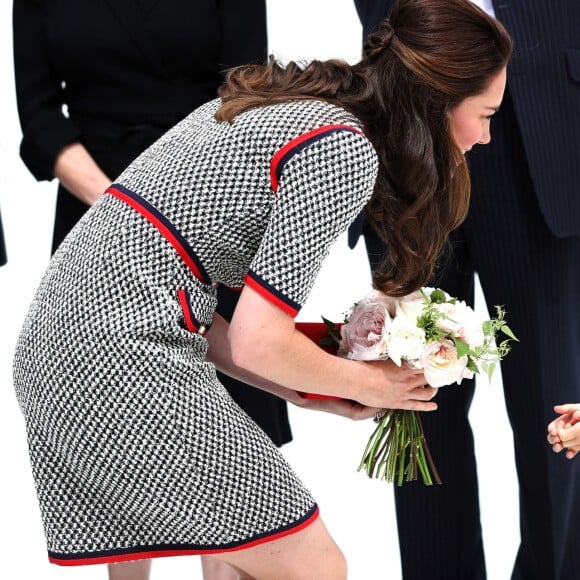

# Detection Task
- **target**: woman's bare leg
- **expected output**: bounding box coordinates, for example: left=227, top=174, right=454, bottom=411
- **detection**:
left=214, top=517, right=347, bottom=580
left=107, top=559, right=152, bottom=580
left=201, top=555, right=241, bottom=579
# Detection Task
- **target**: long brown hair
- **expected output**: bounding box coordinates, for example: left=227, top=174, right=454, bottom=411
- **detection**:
left=216, top=0, right=512, bottom=295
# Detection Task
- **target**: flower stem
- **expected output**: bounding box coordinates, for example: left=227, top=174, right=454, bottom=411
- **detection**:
left=358, top=409, right=442, bottom=486
left=415, top=412, right=442, bottom=485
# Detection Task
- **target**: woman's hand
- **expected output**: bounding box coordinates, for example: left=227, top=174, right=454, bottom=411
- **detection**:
left=53, top=142, right=112, bottom=206
left=292, top=395, right=381, bottom=421
left=229, top=285, right=438, bottom=412
left=359, top=359, right=438, bottom=411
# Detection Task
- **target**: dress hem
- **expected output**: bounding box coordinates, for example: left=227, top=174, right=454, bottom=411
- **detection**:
left=47, top=504, right=319, bottom=566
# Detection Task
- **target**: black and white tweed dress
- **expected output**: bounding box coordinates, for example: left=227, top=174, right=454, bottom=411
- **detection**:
left=13, top=98, right=378, bottom=566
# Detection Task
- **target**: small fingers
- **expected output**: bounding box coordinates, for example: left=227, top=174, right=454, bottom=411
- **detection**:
left=558, top=428, right=580, bottom=447
left=554, top=404, right=578, bottom=414
left=548, top=417, right=568, bottom=435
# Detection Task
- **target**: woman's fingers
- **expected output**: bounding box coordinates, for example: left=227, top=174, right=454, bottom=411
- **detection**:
left=389, top=385, right=438, bottom=411
left=410, top=385, right=438, bottom=400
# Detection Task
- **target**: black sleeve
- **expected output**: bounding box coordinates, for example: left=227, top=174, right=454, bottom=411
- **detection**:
left=13, top=0, right=81, bottom=181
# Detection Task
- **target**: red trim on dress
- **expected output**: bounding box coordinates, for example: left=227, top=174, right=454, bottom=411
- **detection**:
left=48, top=507, right=320, bottom=566
left=270, top=124, right=363, bottom=192
left=107, top=187, right=206, bottom=282
left=177, top=289, right=197, bottom=332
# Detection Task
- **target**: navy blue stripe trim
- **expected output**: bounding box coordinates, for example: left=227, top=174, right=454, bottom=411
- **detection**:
left=274, top=127, right=360, bottom=189
left=246, top=270, right=301, bottom=315
left=111, top=183, right=211, bottom=284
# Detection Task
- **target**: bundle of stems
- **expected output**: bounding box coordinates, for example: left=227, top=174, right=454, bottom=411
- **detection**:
left=358, top=409, right=442, bottom=486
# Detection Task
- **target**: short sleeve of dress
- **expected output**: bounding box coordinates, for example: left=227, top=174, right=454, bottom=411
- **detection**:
left=245, top=126, right=378, bottom=316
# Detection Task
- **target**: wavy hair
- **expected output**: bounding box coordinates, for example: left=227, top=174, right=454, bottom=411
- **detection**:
left=216, top=0, right=512, bottom=295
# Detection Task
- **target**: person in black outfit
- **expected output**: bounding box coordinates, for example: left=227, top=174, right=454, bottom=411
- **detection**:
left=12, top=1, right=290, bottom=578
left=351, top=1, right=580, bottom=579
left=0, top=210, right=6, bottom=267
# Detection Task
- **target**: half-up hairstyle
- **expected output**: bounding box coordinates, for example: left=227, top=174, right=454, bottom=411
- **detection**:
left=216, top=0, right=512, bottom=296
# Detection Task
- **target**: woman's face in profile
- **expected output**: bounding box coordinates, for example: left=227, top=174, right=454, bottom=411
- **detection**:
left=448, top=67, right=507, bottom=154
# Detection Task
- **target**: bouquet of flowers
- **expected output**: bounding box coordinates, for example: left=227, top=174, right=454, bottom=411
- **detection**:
left=317, top=286, right=517, bottom=486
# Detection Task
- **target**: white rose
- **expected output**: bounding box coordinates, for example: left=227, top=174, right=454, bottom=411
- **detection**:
left=435, top=301, right=485, bottom=348
left=420, top=338, right=468, bottom=387
left=395, top=292, right=425, bottom=323
left=386, top=313, right=427, bottom=367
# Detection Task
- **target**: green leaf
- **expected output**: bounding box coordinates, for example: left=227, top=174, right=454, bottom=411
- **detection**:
left=500, top=325, right=519, bottom=341
left=466, top=358, right=479, bottom=373
left=453, top=337, right=470, bottom=358
left=321, top=316, right=336, bottom=328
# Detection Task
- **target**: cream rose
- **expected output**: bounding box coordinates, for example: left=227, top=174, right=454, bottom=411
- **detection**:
left=420, top=338, right=469, bottom=387
left=386, top=314, right=427, bottom=366
left=395, top=291, right=425, bottom=323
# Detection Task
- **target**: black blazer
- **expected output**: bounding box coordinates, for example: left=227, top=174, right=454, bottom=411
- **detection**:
left=13, top=0, right=267, bottom=245
left=354, top=0, right=580, bottom=238
left=13, top=0, right=292, bottom=448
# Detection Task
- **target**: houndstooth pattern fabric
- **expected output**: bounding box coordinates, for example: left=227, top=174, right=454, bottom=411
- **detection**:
left=13, top=98, right=378, bottom=563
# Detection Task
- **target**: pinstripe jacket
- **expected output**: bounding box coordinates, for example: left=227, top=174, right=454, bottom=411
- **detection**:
left=354, top=0, right=580, bottom=237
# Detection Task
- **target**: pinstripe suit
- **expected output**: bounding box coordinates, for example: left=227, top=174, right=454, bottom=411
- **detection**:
left=352, top=2, right=580, bottom=579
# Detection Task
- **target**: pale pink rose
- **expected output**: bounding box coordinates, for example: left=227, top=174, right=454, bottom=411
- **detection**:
left=420, top=338, right=469, bottom=387
left=364, top=289, right=398, bottom=317
left=339, top=301, right=391, bottom=360
left=435, top=301, right=485, bottom=348
left=386, top=313, right=426, bottom=366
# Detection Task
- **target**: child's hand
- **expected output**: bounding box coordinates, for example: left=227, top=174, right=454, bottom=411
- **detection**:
left=557, top=428, right=580, bottom=459
left=552, top=404, right=580, bottom=426
left=547, top=404, right=580, bottom=459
